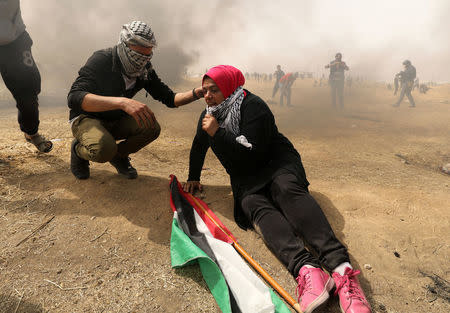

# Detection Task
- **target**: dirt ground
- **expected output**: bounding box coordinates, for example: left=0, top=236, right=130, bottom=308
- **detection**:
left=0, top=79, right=449, bottom=313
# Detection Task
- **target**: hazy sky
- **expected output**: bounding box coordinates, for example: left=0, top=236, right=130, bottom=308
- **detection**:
left=20, top=0, right=450, bottom=89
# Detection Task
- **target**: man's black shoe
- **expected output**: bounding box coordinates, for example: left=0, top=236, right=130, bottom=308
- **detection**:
left=70, top=139, right=90, bottom=179
left=110, top=155, right=138, bottom=179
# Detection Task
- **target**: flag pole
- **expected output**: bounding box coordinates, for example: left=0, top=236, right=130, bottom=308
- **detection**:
left=186, top=193, right=303, bottom=313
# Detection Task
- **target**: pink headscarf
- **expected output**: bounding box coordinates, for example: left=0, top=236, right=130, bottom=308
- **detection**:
left=203, top=65, right=245, bottom=99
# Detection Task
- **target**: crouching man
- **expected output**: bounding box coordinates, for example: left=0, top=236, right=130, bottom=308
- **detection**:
left=68, top=21, right=202, bottom=179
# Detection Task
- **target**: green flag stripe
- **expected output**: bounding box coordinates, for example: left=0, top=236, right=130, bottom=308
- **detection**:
left=171, top=218, right=290, bottom=313
left=171, top=218, right=232, bottom=313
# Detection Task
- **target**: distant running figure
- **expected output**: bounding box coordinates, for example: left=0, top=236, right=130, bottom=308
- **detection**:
left=279, top=72, right=297, bottom=106
left=272, top=65, right=285, bottom=98
left=325, top=52, right=349, bottom=107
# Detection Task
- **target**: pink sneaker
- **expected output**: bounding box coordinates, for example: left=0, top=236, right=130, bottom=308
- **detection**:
left=332, top=268, right=372, bottom=313
left=296, top=266, right=335, bottom=313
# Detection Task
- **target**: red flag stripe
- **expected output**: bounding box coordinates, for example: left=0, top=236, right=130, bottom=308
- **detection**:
left=169, top=175, right=235, bottom=244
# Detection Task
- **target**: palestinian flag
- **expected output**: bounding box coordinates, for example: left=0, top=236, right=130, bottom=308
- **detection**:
left=169, top=175, right=290, bottom=313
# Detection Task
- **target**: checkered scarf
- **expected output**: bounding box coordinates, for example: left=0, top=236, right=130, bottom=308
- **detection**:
left=206, top=86, right=244, bottom=136
left=117, top=21, right=157, bottom=79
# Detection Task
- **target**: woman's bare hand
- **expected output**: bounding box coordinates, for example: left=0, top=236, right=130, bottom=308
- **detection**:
left=183, top=181, right=203, bottom=194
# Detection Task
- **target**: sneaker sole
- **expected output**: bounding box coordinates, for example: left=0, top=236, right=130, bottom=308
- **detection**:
left=338, top=296, right=371, bottom=313
left=304, top=277, right=335, bottom=313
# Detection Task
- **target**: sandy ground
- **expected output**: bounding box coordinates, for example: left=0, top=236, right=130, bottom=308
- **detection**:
left=0, top=79, right=449, bottom=313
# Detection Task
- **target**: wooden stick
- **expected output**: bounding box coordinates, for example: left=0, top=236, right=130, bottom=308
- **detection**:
left=90, top=227, right=108, bottom=242
left=16, top=215, right=55, bottom=247
left=186, top=194, right=302, bottom=313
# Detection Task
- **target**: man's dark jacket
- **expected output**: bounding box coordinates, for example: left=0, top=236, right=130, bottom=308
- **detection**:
left=68, top=46, right=175, bottom=121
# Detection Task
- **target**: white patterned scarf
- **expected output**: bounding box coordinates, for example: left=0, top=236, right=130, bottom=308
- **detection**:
left=206, top=86, right=252, bottom=149
left=117, top=21, right=157, bottom=79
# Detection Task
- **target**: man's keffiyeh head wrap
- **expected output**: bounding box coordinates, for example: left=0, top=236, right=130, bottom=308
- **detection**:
left=204, top=65, right=252, bottom=149
left=117, top=21, right=157, bottom=79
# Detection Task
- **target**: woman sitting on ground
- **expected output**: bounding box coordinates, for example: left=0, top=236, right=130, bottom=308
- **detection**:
left=183, top=65, right=371, bottom=313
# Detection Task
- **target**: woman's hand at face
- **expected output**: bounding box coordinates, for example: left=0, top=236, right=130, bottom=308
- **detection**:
left=202, top=114, right=219, bottom=137
left=183, top=181, right=203, bottom=194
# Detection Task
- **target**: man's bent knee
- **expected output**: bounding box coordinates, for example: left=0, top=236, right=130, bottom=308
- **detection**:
left=143, top=120, right=161, bottom=142
left=85, top=137, right=117, bottom=163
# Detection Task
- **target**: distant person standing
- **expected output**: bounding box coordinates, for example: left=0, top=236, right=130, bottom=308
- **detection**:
left=393, top=73, right=400, bottom=95
left=0, top=0, right=52, bottom=152
left=346, top=76, right=353, bottom=89
left=392, top=60, right=416, bottom=107
left=279, top=72, right=297, bottom=106
left=413, top=77, right=419, bottom=91
left=272, top=65, right=285, bottom=98
left=325, top=52, right=349, bottom=108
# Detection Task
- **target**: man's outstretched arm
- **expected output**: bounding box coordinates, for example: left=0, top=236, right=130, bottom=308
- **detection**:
left=174, top=87, right=203, bottom=107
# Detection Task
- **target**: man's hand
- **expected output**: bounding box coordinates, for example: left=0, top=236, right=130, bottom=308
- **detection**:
left=202, top=114, right=219, bottom=137
left=183, top=181, right=203, bottom=194
left=121, top=98, right=156, bottom=128
left=194, top=86, right=204, bottom=99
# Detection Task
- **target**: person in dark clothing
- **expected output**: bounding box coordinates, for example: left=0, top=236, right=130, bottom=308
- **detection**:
left=419, top=83, right=430, bottom=94
left=68, top=21, right=203, bottom=180
left=413, top=77, right=419, bottom=91
left=183, top=65, right=371, bottom=313
left=346, top=76, right=353, bottom=89
left=272, top=65, right=285, bottom=98
left=325, top=53, right=349, bottom=108
left=279, top=72, right=297, bottom=106
left=392, top=60, right=416, bottom=107
left=0, top=0, right=52, bottom=152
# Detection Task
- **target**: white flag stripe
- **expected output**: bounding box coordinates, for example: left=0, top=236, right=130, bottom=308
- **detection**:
left=192, top=210, right=275, bottom=313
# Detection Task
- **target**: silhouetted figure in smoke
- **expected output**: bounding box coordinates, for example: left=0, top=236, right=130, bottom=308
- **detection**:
left=346, top=76, right=353, bottom=89
left=413, top=77, right=419, bottom=90
left=68, top=21, right=203, bottom=180
left=279, top=72, right=297, bottom=106
left=272, top=65, right=285, bottom=98
left=393, top=74, right=401, bottom=95
left=325, top=52, right=349, bottom=108
left=419, top=83, right=430, bottom=94
left=392, top=60, right=416, bottom=107
left=0, top=0, right=53, bottom=152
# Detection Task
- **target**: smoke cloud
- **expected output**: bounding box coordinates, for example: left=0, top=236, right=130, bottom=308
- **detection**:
left=18, top=0, right=450, bottom=96
left=21, top=0, right=200, bottom=91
